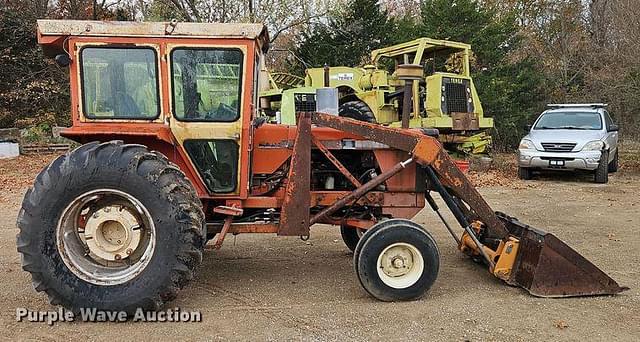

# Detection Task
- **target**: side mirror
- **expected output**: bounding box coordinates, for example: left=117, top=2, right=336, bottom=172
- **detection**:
left=54, top=54, right=71, bottom=67
left=608, top=124, right=619, bottom=132
left=524, top=124, right=532, bottom=131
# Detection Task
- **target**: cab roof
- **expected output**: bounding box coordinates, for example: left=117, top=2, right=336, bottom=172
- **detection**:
left=37, top=19, right=270, bottom=57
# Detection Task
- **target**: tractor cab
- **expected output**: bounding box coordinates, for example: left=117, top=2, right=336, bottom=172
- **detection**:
left=37, top=19, right=271, bottom=197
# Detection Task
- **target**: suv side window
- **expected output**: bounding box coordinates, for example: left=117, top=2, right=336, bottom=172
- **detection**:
left=603, top=110, right=613, bottom=131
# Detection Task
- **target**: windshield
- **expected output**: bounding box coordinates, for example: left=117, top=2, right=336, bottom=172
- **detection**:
left=534, top=112, right=602, bottom=130
left=171, top=48, right=243, bottom=122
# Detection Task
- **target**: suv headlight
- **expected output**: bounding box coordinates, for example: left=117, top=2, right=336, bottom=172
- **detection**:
left=519, top=139, right=535, bottom=150
left=582, top=140, right=604, bottom=151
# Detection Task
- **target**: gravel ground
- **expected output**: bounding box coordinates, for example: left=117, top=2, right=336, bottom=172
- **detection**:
left=0, top=156, right=638, bottom=341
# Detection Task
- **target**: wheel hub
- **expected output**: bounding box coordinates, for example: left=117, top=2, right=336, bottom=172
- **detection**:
left=83, top=205, right=142, bottom=261
left=380, top=245, right=415, bottom=277
left=376, top=242, right=425, bottom=289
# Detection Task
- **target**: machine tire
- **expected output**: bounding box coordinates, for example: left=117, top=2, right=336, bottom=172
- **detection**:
left=595, top=150, right=609, bottom=183
left=355, top=220, right=439, bottom=301
left=16, top=141, right=205, bottom=313
left=353, top=219, right=417, bottom=272
left=340, top=225, right=365, bottom=252
left=339, top=101, right=376, bottom=123
left=518, top=167, right=533, bottom=180
left=608, top=150, right=619, bottom=173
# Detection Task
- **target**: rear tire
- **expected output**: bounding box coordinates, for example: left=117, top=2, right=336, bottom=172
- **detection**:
left=355, top=220, right=439, bottom=301
left=518, top=167, right=532, bottom=180
left=595, top=150, right=609, bottom=183
left=608, top=150, right=618, bottom=173
left=17, top=141, right=205, bottom=313
left=339, top=101, right=376, bottom=123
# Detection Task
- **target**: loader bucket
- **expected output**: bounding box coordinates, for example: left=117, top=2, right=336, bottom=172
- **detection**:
left=497, top=213, right=629, bottom=297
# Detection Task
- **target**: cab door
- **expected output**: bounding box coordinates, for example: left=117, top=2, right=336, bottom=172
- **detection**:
left=166, top=44, right=252, bottom=198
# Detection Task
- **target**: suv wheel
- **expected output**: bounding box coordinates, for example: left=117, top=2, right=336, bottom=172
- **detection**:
left=594, top=150, right=609, bottom=183
left=518, top=167, right=532, bottom=180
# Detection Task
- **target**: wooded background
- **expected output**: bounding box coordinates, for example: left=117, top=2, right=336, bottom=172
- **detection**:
left=1, top=0, right=639, bottom=149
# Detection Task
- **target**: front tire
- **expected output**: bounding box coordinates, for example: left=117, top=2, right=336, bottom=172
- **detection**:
left=340, top=225, right=365, bottom=252
left=355, top=220, right=439, bottom=301
left=17, top=141, right=205, bottom=313
left=518, top=167, right=533, bottom=180
left=595, top=150, right=609, bottom=183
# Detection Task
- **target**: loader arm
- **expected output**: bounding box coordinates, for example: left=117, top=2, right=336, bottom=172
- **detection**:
left=310, top=112, right=628, bottom=298
left=311, top=112, right=507, bottom=239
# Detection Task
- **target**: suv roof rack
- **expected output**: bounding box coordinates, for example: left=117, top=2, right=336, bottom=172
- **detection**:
left=547, top=103, right=608, bottom=109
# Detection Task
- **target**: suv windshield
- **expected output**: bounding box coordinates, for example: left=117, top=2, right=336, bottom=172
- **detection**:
left=534, top=112, right=602, bottom=130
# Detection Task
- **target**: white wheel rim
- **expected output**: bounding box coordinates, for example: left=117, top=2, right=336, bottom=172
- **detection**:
left=376, top=242, right=424, bottom=289
left=56, top=189, right=156, bottom=286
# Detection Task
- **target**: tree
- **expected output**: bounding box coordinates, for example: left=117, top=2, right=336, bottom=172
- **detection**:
left=292, top=0, right=395, bottom=72
left=414, top=0, right=545, bottom=149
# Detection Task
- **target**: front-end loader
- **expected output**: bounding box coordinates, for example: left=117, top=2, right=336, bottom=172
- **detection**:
left=19, top=20, right=626, bottom=313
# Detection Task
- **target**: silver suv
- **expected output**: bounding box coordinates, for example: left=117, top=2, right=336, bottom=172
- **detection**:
left=518, top=104, right=619, bottom=183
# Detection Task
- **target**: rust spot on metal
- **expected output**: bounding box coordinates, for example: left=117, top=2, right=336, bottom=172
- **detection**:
left=278, top=113, right=312, bottom=236
left=311, top=112, right=422, bottom=152
left=498, top=213, right=629, bottom=297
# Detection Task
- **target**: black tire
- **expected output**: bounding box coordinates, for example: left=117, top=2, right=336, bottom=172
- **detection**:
left=518, top=167, right=532, bottom=180
left=595, top=150, right=609, bottom=183
left=353, top=219, right=417, bottom=271
left=355, top=221, right=439, bottom=302
left=17, top=141, right=205, bottom=313
left=608, top=150, right=618, bottom=173
left=339, top=100, right=376, bottom=123
left=340, top=225, right=364, bottom=252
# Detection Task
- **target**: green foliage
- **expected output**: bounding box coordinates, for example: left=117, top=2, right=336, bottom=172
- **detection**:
left=292, top=0, right=394, bottom=72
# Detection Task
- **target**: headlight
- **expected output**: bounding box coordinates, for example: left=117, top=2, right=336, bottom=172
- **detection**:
left=582, top=140, right=604, bottom=151
left=519, top=139, right=535, bottom=150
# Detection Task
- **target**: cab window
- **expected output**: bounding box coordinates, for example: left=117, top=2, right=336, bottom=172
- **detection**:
left=171, top=48, right=243, bottom=121
left=184, top=140, right=239, bottom=193
left=80, top=47, right=159, bottom=119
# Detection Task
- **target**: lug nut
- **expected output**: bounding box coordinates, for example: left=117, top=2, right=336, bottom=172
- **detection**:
left=126, top=248, right=133, bottom=255
left=114, top=254, right=122, bottom=260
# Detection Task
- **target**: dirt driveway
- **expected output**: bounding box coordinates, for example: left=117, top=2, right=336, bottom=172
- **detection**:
left=1, top=156, right=639, bottom=341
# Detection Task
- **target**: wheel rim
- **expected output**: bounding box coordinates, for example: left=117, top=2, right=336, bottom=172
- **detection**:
left=57, top=189, right=156, bottom=286
left=376, top=242, right=424, bottom=289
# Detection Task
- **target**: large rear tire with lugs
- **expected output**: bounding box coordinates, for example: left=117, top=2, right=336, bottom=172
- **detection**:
left=16, top=141, right=205, bottom=313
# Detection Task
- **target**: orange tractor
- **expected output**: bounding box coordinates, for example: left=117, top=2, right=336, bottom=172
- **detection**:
left=19, top=20, right=626, bottom=312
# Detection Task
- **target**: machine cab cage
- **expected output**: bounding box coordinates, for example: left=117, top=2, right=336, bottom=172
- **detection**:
left=17, top=20, right=627, bottom=313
